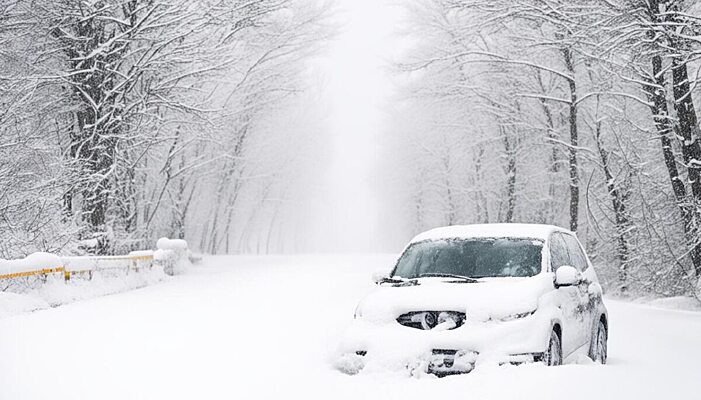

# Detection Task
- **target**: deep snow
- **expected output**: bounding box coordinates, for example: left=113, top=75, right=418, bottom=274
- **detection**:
left=1, top=254, right=700, bottom=400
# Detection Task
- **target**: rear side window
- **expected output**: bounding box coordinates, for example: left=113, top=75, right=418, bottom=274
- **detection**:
left=549, top=233, right=569, bottom=272
left=562, top=234, right=589, bottom=272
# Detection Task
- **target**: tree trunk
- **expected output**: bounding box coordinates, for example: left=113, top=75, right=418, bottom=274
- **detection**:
left=473, top=145, right=489, bottom=223
left=644, top=54, right=701, bottom=277
left=562, top=46, right=579, bottom=232
left=671, top=59, right=701, bottom=277
left=442, top=145, right=456, bottom=225
left=502, top=127, right=517, bottom=223
left=648, top=56, right=687, bottom=201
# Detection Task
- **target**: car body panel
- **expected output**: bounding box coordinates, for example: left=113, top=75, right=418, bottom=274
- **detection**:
left=338, top=224, right=608, bottom=373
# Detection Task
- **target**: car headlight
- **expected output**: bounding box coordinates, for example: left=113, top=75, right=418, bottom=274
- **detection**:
left=499, top=309, right=536, bottom=322
left=397, top=311, right=465, bottom=330
left=434, top=311, right=460, bottom=331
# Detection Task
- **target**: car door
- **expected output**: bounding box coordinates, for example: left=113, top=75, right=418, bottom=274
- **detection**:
left=561, top=233, right=598, bottom=345
left=549, top=232, right=590, bottom=355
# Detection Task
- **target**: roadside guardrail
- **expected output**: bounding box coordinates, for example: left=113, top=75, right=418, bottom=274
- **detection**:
left=0, top=238, right=194, bottom=293
left=0, top=253, right=155, bottom=283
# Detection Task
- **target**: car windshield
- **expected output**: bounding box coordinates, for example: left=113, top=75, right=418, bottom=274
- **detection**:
left=392, top=237, right=543, bottom=279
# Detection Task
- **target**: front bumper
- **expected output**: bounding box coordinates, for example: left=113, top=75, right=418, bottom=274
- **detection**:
left=427, top=349, right=477, bottom=376
left=344, top=348, right=543, bottom=377
left=338, top=313, right=550, bottom=376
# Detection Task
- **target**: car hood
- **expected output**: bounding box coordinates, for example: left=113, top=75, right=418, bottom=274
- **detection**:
left=356, top=274, right=554, bottom=323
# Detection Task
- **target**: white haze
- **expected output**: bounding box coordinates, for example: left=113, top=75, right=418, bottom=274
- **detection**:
left=303, top=0, right=407, bottom=253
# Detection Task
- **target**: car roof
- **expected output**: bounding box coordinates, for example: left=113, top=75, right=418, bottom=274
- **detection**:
left=409, top=223, right=572, bottom=243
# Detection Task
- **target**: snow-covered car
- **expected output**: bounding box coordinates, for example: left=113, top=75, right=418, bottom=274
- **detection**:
left=338, top=224, right=608, bottom=376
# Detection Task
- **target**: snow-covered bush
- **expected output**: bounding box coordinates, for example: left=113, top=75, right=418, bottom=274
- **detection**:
left=154, top=238, right=191, bottom=276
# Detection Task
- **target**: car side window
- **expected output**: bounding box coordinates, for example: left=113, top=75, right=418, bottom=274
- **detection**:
left=549, top=233, right=569, bottom=272
left=562, top=234, right=588, bottom=272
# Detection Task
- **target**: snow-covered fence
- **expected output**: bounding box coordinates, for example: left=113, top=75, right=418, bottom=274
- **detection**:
left=0, top=238, right=194, bottom=292
left=62, top=251, right=156, bottom=280
left=0, top=252, right=156, bottom=292
left=0, top=238, right=198, bottom=317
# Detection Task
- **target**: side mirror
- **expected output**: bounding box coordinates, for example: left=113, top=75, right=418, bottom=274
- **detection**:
left=554, top=265, right=581, bottom=288
left=372, top=270, right=390, bottom=284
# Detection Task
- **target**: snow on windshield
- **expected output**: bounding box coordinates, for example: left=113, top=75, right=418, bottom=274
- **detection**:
left=392, top=238, right=543, bottom=279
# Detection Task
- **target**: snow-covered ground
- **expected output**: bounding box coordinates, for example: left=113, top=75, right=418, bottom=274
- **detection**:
left=1, top=254, right=700, bottom=400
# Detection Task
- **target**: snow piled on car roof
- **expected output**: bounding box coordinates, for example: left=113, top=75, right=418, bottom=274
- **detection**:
left=410, top=223, right=570, bottom=243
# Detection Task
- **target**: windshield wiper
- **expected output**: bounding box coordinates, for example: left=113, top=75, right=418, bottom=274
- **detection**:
left=415, top=273, right=480, bottom=283
left=380, top=276, right=419, bottom=286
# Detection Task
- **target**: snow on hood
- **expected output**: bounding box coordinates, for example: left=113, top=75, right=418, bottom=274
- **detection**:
left=356, top=274, right=554, bottom=323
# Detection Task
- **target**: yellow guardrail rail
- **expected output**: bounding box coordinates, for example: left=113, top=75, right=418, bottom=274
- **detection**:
left=0, top=266, right=66, bottom=280
left=1, top=254, right=154, bottom=282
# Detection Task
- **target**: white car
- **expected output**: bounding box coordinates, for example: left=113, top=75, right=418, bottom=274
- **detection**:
left=338, top=224, right=608, bottom=376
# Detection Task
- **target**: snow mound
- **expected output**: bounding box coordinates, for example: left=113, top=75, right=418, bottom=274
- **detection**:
left=155, top=238, right=191, bottom=275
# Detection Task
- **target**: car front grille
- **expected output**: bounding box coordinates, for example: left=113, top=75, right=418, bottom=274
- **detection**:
left=428, top=349, right=478, bottom=376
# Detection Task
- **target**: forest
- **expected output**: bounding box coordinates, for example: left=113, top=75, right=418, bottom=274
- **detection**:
left=2, top=0, right=701, bottom=300
left=0, top=0, right=330, bottom=257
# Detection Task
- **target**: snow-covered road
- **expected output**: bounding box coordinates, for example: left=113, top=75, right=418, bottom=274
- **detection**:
left=1, top=255, right=700, bottom=400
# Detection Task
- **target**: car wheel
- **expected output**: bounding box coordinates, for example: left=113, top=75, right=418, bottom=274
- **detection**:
left=543, top=329, right=562, bottom=366
left=591, top=320, right=608, bottom=364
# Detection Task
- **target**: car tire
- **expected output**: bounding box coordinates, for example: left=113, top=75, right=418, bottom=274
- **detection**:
left=543, top=329, right=562, bottom=366
left=590, top=320, right=608, bottom=364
